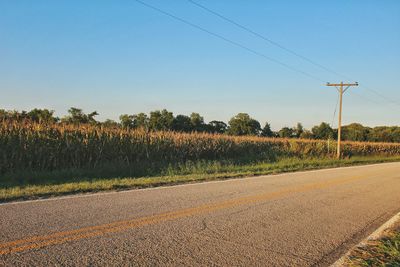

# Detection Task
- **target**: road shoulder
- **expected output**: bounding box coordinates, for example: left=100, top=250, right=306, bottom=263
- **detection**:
left=331, top=212, right=400, bottom=266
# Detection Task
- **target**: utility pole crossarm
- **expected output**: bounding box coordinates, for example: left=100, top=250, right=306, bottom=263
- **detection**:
left=326, top=82, right=359, bottom=87
left=325, top=81, right=359, bottom=159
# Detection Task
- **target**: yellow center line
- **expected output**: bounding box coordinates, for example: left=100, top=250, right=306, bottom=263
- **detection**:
left=0, top=175, right=364, bottom=255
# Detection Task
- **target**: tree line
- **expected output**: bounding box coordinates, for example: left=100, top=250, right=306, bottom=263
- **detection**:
left=1, top=107, right=399, bottom=143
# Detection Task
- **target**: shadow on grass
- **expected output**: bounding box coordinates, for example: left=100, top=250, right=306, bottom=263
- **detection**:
left=0, top=156, right=279, bottom=188
left=1, top=156, right=400, bottom=203
left=0, top=157, right=400, bottom=192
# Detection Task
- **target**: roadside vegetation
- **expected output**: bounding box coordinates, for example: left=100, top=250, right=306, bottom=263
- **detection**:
left=346, top=224, right=400, bottom=266
left=1, top=107, right=400, bottom=202
left=2, top=107, right=400, bottom=142
left=1, top=156, right=400, bottom=202
left=2, top=119, right=400, bottom=182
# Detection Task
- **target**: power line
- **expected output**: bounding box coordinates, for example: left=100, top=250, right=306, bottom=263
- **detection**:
left=331, top=93, right=340, bottom=128
left=136, top=0, right=398, bottom=112
left=346, top=89, right=400, bottom=114
left=348, top=90, right=381, bottom=105
left=134, top=0, right=326, bottom=83
left=359, top=85, right=400, bottom=106
left=187, top=0, right=347, bottom=79
left=187, top=0, right=400, bottom=107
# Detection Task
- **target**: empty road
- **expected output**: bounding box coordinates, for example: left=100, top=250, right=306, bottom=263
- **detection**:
left=1, top=162, right=400, bottom=266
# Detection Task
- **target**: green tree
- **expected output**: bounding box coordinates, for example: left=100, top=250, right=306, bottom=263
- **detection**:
left=294, top=123, right=304, bottom=138
left=207, top=120, right=227, bottom=134
left=172, top=115, right=192, bottom=132
left=368, top=126, right=400, bottom=143
left=312, top=122, right=334, bottom=139
left=342, top=123, right=370, bottom=141
left=119, top=114, right=134, bottom=129
left=190, top=113, right=205, bottom=132
left=149, top=109, right=174, bottom=131
left=64, top=107, right=85, bottom=124
left=300, top=130, right=314, bottom=139
left=227, top=113, right=261, bottom=136
left=278, top=127, right=294, bottom=138
left=261, top=122, right=274, bottom=137
left=62, top=107, right=98, bottom=124
left=27, top=109, right=58, bottom=123
left=133, top=113, right=149, bottom=129
left=391, top=127, right=400, bottom=143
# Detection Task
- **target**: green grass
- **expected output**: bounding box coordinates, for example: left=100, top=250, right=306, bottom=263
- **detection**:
left=1, top=156, right=400, bottom=203
left=347, top=227, right=400, bottom=267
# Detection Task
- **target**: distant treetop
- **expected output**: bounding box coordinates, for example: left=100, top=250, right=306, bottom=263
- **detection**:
left=1, top=107, right=399, bottom=143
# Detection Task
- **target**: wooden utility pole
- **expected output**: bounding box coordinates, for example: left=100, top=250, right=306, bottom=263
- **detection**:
left=326, top=82, right=358, bottom=159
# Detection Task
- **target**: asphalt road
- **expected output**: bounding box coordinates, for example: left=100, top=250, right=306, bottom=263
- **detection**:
left=1, top=162, right=400, bottom=266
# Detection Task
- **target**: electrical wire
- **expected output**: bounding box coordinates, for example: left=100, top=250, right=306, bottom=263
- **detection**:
left=135, top=0, right=398, bottom=112
left=348, top=90, right=384, bottom=105
left=331, top=93, right=340, bottom=128
left=187, top=0, right=348, bottom=80
left=359, top=85, right=400, bottom=106
left=134, top=0, right=326, bottom=83
left=187, top=0, right=400, bottom=107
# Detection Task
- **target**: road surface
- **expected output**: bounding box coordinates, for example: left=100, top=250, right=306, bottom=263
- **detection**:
left=1, top=162, right=400, bottom=266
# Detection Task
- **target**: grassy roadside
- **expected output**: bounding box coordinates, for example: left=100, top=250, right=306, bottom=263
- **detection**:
left=1, top=156, right=400, bottom=203
left=345, top=225, right=400, bottom=266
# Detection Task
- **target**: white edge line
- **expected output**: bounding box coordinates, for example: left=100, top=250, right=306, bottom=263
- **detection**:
left=1, top=161, right=399, bottom=206
left=330, top=211, right=400, bottom=267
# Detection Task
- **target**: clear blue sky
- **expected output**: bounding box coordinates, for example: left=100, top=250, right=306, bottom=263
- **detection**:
left=1, top=0, right=399, bottom=129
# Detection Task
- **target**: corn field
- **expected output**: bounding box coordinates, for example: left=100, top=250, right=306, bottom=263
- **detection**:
left=1, top=121, right=400, bottom=177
